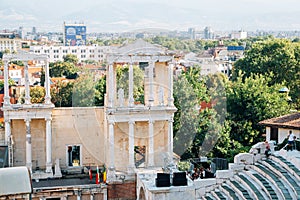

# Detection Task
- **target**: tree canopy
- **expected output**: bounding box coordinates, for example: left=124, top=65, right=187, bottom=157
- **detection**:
left=233, top=38, right=300, bottom=108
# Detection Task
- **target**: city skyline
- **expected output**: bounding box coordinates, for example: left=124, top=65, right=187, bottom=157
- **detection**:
left=1, top=0, right=300, bottom=33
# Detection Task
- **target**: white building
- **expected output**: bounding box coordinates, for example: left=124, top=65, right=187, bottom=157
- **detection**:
left=0, top=35, right=22, bottom=53
left=30, top=45, right=115, bottom=63
left=230, top=30, right=248, bottom=39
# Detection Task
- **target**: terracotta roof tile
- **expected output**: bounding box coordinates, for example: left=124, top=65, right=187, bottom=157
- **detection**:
left=259, top=112, right=300, bottom=130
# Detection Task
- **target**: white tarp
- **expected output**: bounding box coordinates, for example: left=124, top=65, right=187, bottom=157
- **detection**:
left=0, top=166, right=32, bottom=196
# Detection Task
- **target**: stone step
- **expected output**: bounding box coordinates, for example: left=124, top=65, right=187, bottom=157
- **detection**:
left=238, top=174, right=265, bottom=200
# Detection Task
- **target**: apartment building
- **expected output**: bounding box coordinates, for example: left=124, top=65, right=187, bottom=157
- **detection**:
left=0, top=33, right=22, bottom=53
left=30, top=45, right=115, bottom=63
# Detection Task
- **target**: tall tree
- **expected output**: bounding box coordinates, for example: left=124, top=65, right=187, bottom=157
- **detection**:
left=30, top=86, right=45, bottom=103
left=233, top=38, right=300, bottom=107
left=226, top=72, right=290, bottom=146
left=49, top=61, right=78, bottom=79
left=94, top=75, right=106, bottom=106
left=63, top=54, right=79, bottom=64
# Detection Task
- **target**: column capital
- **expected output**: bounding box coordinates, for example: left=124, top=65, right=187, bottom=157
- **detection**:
left=168, top=117, right=174, bottom=123
left=128, top=120, right=135, bottom=125
left=24, top=118, right=31, bottom=123
left=108, top=120, right=115, bottom=125
left=45, top=117, right=52, bottom=121
left=148, top=119, right=155, bottom=124
left=4, top=118, right=11, bottom=123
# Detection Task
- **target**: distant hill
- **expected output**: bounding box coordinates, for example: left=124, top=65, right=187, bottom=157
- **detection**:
left=0, top=1, right=300, bottom=32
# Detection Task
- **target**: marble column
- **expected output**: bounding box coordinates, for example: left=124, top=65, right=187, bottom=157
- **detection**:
left=168, top=117, right=174, bottom=157
left=4, top=119, right=11, bottom=145
left=148, top=61, right=154, bottom=106
left=24, top=62, right=31, bottom=105
left=128, top=120, right=135, bottom=169
left=44, top=61, right=52, bottom=104
left=108, top=64, right=114, bottom=108
left=168, top=63, right=174, bottom=107
left=45, top=117, right=53, bottom=173
left=129, top=63, right=134, bottom=107
left=3, top=61, right=10, bottom=106
left=107, top=121, right=115, bottom=181
left=148, top=120, right=154, bottom=167
left=25, top=119, right=32, bottom=173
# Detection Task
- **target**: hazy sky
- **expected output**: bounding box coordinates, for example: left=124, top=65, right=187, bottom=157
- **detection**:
left=1, top=0, right=300, bottom=32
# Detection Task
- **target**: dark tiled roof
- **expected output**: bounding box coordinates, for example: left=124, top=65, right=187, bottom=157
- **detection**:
left=32, top=176, right=97, bottom=188
left=259, top=112, right=300, bottom=130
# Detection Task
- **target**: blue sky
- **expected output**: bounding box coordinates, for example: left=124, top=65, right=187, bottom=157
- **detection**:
left=1, top=0, right=300, bottom=32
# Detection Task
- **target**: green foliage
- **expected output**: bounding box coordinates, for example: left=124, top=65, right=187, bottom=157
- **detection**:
left=226, top=72, right=290, bottom=146
left=49, top=61, right=78, bottom=78
left=72, top=74, right=96, bottom=107
left=11, top=60, right=24, bottom=66
left=94, top=76, right=106, bottom=106
left=116, top=65, right=144, bottom=103
left=173, top=73, right=200, bottom=159
left=177, top=161, right=190, bottom=171
left=30, top=86, right=45, bottom=103
left=51, top=81, right=74, bottom=107
left=233, top=38, right=300, bottom=108
left=63, top=54, right=79, bottom=64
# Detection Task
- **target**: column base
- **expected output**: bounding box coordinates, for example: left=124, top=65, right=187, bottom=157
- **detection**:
left=46, top=163, right=53, bottom=174
left=26, top=162, right=32, bottom=174
left=107, top=167, right=116, bottom=183
left=127, top=166, right=136, bottom=175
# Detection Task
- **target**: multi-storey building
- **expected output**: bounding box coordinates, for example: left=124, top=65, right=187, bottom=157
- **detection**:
left=0, top=33, right=22, bottom=53
left=30, top=45, right=115, bottom=63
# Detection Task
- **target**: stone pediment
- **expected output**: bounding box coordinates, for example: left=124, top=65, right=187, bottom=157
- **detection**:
left=117, top=39, right=167, bottom=56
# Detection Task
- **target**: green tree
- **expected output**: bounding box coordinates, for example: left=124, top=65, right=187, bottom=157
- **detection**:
left=226, top=72, right=290, bottom=146
left=30, top=86, right=45, bottom=103
left=116, top=65, right=144, bottom=103
left=233, top=38, right=300, bottom=107
left=173, top=73, right=200, bottom=159
left=63, top=54, right=79, bottom=64
left=72, top=74, right=96, bottom=107
left=94, top=76, right=106, bottom=106
left=49, top=61, right=78, bottom=79
left=51, top=81, right=74, bottom=107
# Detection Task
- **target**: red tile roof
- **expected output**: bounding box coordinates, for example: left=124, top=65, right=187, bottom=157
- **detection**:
left=259, top=112, right=300, bottom=130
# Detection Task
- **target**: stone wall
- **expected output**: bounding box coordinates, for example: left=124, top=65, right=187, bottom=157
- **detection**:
left=107, top=181, right=136, bottom=200
left=10, top=107, right=106, bottom=170
left=114, top=120, right=169, bottom=170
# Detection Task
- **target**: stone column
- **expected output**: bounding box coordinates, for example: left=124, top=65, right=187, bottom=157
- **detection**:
left=148, top=61, right=154, bottom=106
left=128, top=120, right=135, bottom=170
left=45, top=117, right=53, bottom=173
left=108, top=64, right=114, bottom=108
left=4, top=119, right=11, bottom=145
left=129, top=63, right=134, bottom=107
left=107, top=120, right=115, bottom=181
left=25, top=119, right=32, bottom=173
left=24, top=62, right=31, bottom=104
left=167, top=63, right=174, bottom=107
left=3, top=61, right=10, bottom=106
left=44, top=61, right=52, bottom=104
left=148, top=120, right=154, bottom=167
left=168, top=117, right=174, bottom=157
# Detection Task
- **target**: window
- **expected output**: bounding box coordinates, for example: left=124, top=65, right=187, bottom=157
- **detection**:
left=67, top=145, right=81, bottom=167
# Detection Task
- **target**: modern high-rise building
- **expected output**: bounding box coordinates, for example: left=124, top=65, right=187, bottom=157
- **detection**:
left=63, top=22, right=87, bottom=46
left=32, top=26, right=37, bottom=35
left=188, top=28, right=196, bottom=40
left=204, top=26, right=214, bottom=39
